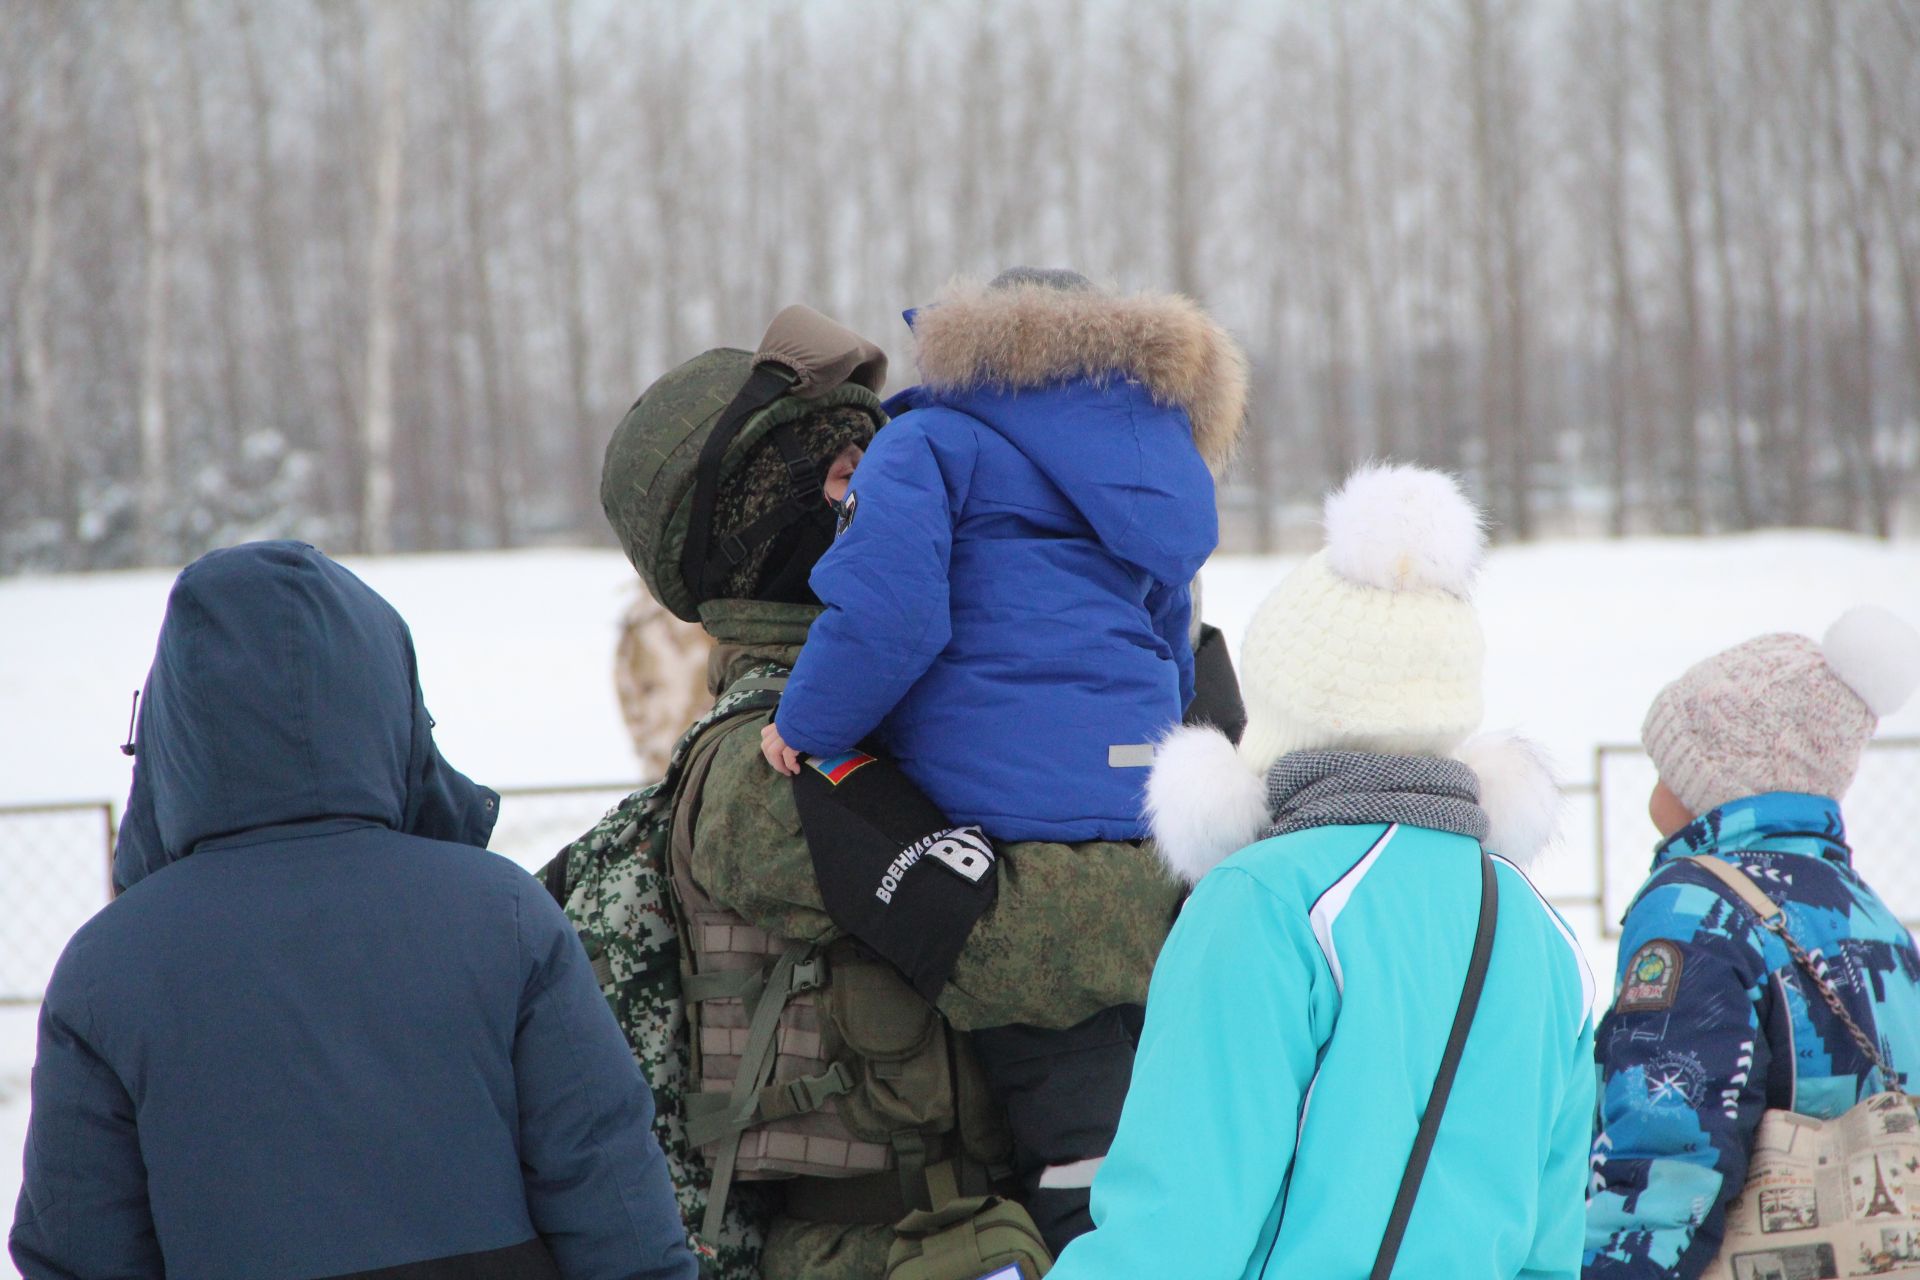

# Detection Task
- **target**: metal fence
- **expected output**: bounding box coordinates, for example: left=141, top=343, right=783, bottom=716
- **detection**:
left=0, top=784, right=638, bottom=1004
left=3, top=741, right=1915, bottom=1003
left=0, top=803, right=115, bottom=1006
left=1593, top=737, right=1920, bottom=935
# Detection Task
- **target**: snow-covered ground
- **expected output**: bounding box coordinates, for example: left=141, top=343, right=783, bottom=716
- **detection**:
left=0, top=549, right=648, bottom=808
left=3, top=532, right=1919, bottom=1258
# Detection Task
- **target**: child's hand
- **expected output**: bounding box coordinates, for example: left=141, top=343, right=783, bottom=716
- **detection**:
left=761, top=723, right=802, bottom=776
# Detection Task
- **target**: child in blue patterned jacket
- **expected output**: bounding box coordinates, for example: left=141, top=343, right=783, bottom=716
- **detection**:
left=1586, top=607, right=1920, bottom=1280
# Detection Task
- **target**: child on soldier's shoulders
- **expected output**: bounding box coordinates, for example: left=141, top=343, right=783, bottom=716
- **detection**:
left=759, top=266, right=1249, bottom=1256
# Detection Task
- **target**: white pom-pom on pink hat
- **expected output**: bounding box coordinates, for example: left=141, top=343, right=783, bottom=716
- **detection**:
left=1823, top=605, right=1920, bottom=718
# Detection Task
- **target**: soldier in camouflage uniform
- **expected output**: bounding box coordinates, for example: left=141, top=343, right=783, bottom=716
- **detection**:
left=547, top=307, right=1184, bottom=1279
left=548, top=662, right=796, bottom=1280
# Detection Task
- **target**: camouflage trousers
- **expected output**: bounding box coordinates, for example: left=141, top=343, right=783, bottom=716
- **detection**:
left=763, top=1217, right=894, bottom=1280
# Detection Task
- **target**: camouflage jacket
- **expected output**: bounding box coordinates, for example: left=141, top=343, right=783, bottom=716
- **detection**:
left=688, top=602, right=1183, bottom=1033
left=548, top=657, right=790, bottom=1279
left=547, top=600, right=1183, bottom=1276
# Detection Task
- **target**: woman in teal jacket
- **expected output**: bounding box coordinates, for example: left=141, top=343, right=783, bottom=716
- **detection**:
left=1048, top=464, right=1596, bottom=1280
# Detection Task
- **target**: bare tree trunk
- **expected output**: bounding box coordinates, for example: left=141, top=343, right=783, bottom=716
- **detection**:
left=360, top=0, right=409, bottom=554
left=1700, top=0, right=1755, bottom=529
left=1057, top=0, right=1087, bottom=259
left=455, top=1, right=514, bottom=548
left=1789, top=70, right=1821, bottom=527
left=1329, top=2, right=1367, bottom=467
left=1883, top=138, right=1920, bottom=500
left=641, top=1, right=691, bottom=383
left=552, top=0, right=596, bottom=532
left=128, top=5, right=175, bottom=552
left=1465, top=0, right=1531, bottom=536
left=1744, top=6, right=1790, bottom=521
left=171, top=0, right=248, bottom=455
left=1598, top=0, right=1643, bottom=536
left=1366, top=18, right=1408, bottom=464
left=885, top=8, right=928, bottom=306
left=1495, top=79, right=1532, bottom=540
left=1427, top=163, right=1471, bottom=474
left=1821, top=2, right=1889, bottom=535
left=1752, top=175, right=1790, bottom=521
left=1166, top=2, right=1203, bottom=299
left=1251, top=272, right=1289, bottom=553
left=1658, top=0, right=1706, bottom=534
left=20, top=19, right=70, bottom=544
left=235, top=0, right=311, bottom=443
left=1853, top=24, right=1909, bottom=533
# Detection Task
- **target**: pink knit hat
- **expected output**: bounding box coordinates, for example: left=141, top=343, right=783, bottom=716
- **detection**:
left=1642, top=606, right=1920, bottom=815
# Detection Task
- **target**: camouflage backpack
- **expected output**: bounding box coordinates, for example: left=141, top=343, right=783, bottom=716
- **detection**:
left=542, top=670, right=787, bottom=1277
left=543, top=664, right=1012, bottom=1275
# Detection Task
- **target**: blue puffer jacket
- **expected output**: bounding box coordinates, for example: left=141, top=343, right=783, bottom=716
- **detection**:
left=775, top=282, right=1247, bottom=841
left=1586, top=793, right=1920, bottom=1279
left=9, top=543, right=695, bottom=1280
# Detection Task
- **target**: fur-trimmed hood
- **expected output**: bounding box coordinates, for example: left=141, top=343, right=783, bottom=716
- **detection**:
left=1147, top=724, right=1563, bottom=885
left=909, top=278, right=1249, bottom=471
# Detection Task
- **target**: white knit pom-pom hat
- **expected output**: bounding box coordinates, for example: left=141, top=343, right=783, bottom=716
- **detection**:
left=1642, top=605, right=1920, bottom=815
left=1237, top=462, right=1489, bottom=775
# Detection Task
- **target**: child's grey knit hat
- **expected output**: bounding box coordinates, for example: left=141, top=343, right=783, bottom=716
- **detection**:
left=1642, top=606, right=1920, bottom=815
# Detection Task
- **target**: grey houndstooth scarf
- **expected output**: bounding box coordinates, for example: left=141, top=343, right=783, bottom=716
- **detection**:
left=1263, top=751, right=1489, bottom=843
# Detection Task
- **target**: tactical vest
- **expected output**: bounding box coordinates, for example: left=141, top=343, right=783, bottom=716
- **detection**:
left=546, top=665, right=1009, bottom=1260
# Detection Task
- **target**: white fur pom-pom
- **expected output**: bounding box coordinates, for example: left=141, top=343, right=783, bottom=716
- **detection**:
left=1823, top=605, right=1920, bottom=717
left=1322, top=462, right=1487, bottom=597
left=1453, top=731, right=1562, bottom=867
left=1146, top=725, right=1270, bottom=885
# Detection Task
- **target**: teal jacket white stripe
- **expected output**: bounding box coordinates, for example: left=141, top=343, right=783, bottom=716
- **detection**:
left=1048, top=820, right=1597, bottom=1280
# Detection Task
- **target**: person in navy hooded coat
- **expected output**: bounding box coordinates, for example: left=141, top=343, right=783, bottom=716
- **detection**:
left=9, top=542, right=695, bottom=1280
left=764, top=268, right=1248, bottom=841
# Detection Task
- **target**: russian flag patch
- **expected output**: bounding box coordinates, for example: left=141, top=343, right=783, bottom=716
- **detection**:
left=806, top=750, right=876, bottom=786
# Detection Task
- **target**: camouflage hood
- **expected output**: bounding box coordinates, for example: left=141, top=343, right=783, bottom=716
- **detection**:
left=698, top=599, right=817, bottom=694
left=601, top=323, right=888, bottom=623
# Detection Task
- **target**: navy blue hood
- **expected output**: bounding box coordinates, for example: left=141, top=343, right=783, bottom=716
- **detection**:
left=115, top=542, right=497, bottom=891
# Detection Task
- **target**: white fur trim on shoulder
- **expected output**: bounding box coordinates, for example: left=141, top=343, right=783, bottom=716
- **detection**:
left=1322, top=462, right=1486, bottom=598
left=1146, top=725, right=1270, bottom=885
left=1823, top=605, right=1920, bottom=718
left=1453, top=731, right=1562, bottom=867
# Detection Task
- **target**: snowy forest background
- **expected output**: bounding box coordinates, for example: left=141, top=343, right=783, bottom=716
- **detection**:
left=5, top=0, right=1920, bottom=572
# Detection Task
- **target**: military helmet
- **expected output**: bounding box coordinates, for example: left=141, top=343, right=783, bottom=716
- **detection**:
left=601, top=308, right=888, bottom=622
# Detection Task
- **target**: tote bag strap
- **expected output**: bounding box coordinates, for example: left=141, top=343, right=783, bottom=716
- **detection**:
left=1684, top=854, right=1900, bottom=1085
